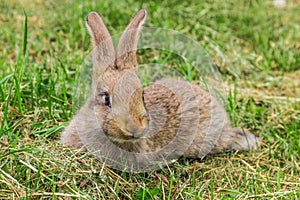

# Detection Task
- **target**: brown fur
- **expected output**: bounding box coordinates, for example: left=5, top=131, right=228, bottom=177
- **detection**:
left=61, top=9, right=260, bottom=160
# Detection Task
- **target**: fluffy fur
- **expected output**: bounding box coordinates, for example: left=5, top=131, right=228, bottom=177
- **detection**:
left=61, top=9, right=259, bottom=159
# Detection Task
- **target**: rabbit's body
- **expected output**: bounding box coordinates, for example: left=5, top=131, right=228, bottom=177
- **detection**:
left=62, top=78, right=258, bottom=158
left=61, top=9, right=259, bottom=162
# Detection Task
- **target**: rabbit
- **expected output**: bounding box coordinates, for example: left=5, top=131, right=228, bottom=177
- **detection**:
left=61, top=9, right=259, bottom=162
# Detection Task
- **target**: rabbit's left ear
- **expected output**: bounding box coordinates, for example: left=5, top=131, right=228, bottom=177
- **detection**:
left=86, top=12, right=115, bottom=90
left=86, top=12, right=113, bottom=48
left=116, top=9, right=147, bottom=70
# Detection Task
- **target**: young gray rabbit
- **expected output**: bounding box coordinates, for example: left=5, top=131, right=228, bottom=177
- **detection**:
left=61, top=9, right=259, bottom=169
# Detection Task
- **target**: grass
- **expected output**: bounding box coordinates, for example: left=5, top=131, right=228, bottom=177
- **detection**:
left=0, top=0, right=299, bottom=199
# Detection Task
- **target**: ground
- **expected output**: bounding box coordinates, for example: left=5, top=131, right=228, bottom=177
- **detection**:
left=0, top=0, right=299, bottom=199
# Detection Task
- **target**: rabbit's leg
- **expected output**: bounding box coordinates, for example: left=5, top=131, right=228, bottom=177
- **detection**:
left=209, top=128, right=260, bottom=154
left=61, top=118, right=83, bottom=148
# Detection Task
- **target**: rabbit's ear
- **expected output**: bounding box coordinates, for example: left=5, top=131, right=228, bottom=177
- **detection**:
left=86, top=12, right=115, bottom=90
left=116, top=9, right=146, bottom=69
left=86, top=12, right=114, bottom=50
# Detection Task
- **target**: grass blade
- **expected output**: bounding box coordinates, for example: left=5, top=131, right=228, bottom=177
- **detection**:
left=23, top=9, right=28, bottom=56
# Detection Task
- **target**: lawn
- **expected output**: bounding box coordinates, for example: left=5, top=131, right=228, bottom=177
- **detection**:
left=0, top=0, right=299, bottom=199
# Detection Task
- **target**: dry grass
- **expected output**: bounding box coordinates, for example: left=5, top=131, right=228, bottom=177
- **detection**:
left=0, top=0, right=299, bottom=199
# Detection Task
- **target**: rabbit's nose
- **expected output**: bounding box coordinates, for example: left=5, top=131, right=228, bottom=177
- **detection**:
left=124, top=125, right=145, bottom=138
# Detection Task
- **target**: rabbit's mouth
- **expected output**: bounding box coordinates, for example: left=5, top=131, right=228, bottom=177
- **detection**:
left=102, top=116, right=148, bottom=143
left=108, top=131, right=141, bottom=143
left=120, top=127, right=145, bottom=140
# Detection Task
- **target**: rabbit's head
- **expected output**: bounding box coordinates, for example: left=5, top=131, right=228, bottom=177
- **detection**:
left=86, top=10, right=149, bottom=142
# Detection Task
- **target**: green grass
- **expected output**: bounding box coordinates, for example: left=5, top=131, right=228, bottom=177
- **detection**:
left=1, top=0, right=299, bottom=199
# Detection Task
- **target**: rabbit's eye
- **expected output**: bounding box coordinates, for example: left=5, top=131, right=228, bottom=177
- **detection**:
left=142, top=90, right=145, bottom=102
left=112, top=60, right=119, bottom=70
left=113, top=65, right=118, bottom=70
left=104, top=92, right=111, bottom=107
left=99, top=91, right=111, bottom=108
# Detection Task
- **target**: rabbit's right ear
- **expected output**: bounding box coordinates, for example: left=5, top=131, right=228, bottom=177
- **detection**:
left=86, top=12, right=115, bottom=90
left=116, top=9, right=147, bottom=70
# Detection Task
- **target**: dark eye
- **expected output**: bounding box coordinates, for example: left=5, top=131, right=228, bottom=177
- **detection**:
left=113, top=65, right=118, bottom=70
left=142, top=90, right=145, bottom=102
left=99, top=91, right=111, bottom=108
